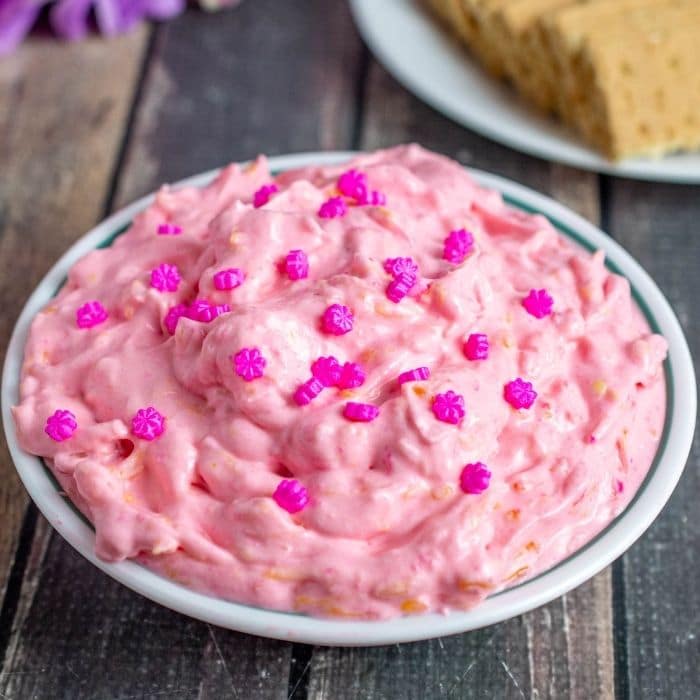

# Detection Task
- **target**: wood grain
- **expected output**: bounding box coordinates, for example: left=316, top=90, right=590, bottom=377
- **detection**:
left=0, top=26, right=150, bottom=617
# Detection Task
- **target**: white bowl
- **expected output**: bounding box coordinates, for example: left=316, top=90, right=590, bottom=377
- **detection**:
left=2, top=152, right=695, bottom=646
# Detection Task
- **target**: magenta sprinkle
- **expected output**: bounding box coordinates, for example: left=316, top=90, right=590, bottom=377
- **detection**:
left=338, top=362, right=366, bottom=389
left=464, top=333, right=489, bottom=361
left=337, top=169, right=368, bottom=202
left=398, top=367, right=430, bottom=385
left=76, top=301, right=108, bottom=329
left=322, top=303, right=354, bottom=335
left=232, top=347, right=266, bottom=382
left=157, top=223, right=182, bottom=235
left=522, top=288, right=554, bottom=318
left=273, top=479, right=309, bottom=513
left=253, top=183, right=278, bottom=208
left=615, top=479, right=624, bottom=493
left=386, top=272, right=416, bottom=304
left=432, top=390, right=466, bottom=424
left=504, top=378, right=537, bottom=409
left=187, top=299, right=231, bottom=323
left=443, top=228, right=474, bottom=264
left=318, top=196, right=347, bottom=219
left=164, top=303, right=188, bottom=335
left=367, top=190, right=386, bottom=206
left=343, top=402, right=380, bottom=422
left=311, top=356, right=343, bottom=387
left=213, top=268, right=244, bottom=291
left=383, top=256, right=418, bottom=280
left=44, top=409, right=77, bottom=442
left=285, top=249, right=309, bottom=280
left=460, top=462, right=492, bottom=494
left=150, top=263, right=181, bottom=292
left=294, top=377, right=325, bottom=406
left=131, top=406, right=165, bottom=441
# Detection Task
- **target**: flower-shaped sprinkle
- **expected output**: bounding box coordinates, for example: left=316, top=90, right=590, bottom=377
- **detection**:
left=398, top=367, right=430, bottom=385
left=443, top=228, right=474, bottom=264
left=293, top=377, right=324, bottom=406
left=285, top=250, right=309, bottom=280
left=386, top=272, right=416, bottom=304
left=273, top=479, right=309, bottom=513
left=150, top=263, right=181, bottom=292
left=44, top=409, right=77, bottom=442
left=157, top=223, right=182, bottom=235
left=318, top=196, right=347, bottom=219
left=464, top=333, right=489, bottom=361
left=253, top=183, right=278, bottom=208
left=164, top=303, right=189, bottom=335
left=322, top=303, right=354, bottom=335
left=76, top=301, right=108, bottom=329
left=383, top=257, right=418, bottom=280
left=432, top=390, right=466, bottom=424
left=460, top=462, right=491, bottom=494
left=131, top=406, right=165, bottom=441
left=504, top=378, right=537, bottom=409
left=338, top=362, right=366, bottom=389
left=522, top=289, right=553, bottom=318
left=232, top=347, right=266, bottom=381
left=343, top=402, right=380, bottom=422
left=213, top=268, right=245, bottom=291
left=337, top=169, right=368, bottom=202
left=311, top=356, right=343, bottom=387
left=187, top=299, right=231, bottom=323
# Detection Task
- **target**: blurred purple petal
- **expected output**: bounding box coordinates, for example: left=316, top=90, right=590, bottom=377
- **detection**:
left=0, top=0, right=46, bottom=55
left=50, top=0, right=94, bottom=40
left=142, top=0, right=186, bottom=20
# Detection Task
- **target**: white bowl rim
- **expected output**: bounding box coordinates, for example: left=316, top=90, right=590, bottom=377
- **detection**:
left=1, top=151, right=695, bottom=646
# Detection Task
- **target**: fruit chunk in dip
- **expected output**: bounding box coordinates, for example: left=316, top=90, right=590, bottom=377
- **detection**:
left=13, top=145, right=666, bottom=619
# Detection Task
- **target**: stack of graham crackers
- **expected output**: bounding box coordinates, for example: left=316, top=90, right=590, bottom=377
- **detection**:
left=426, top=0, right=700, bottom=160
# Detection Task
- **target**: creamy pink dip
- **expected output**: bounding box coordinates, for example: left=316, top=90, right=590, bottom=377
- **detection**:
left=13, top=145, right=667, bottom=619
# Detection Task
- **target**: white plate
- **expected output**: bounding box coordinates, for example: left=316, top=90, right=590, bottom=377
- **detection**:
left=349, top=0, right=700, bottom=183
left=1, top=152, right=695, bottom=646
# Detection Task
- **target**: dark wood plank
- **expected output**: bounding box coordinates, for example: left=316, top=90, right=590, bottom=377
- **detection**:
left=0, top=24, right=149, bottom=621
left=1, top=2, right=365, bottom=698
left=306, top=59, right=615, bottom=700
left=607, top=179, right=700, bottom=700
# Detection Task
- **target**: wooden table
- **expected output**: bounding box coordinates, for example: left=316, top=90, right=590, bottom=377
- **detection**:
left=0, top=2, right=698, bottom=697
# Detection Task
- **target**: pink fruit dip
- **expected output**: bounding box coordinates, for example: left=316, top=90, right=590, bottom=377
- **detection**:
left=13, top=145, right=667, bottom=619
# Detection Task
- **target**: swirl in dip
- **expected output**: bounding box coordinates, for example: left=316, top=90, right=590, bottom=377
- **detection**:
left=13, top=145, right=667, bottom=619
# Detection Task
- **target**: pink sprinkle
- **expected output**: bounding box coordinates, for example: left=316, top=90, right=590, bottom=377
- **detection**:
left=443, top=228, right=474, bottom=264
left=615, top=479, right=624, bottom=493
left=164, top=303, right=189, bottom=335
left=366, top=190, right=386, bottom=206
left=273, top=479, right=309, bottom=513
left=157, top=223, right=182, bottom=235
left=383, top=257, right=418, bottom=280
left=294, top=377, right=325, bottom=406
left=386, top=272, right=416, bottom=304
left=213, top=268, right=245, bottom=291
left=76, top=301, right=108, bottom=329
left=318, top=196, right=347, bottom=219
left=285, top=250, right=309, bottom=280
left=398, top=367, right=430, bottom=385
left=131, top=406, right=165, bottom=441
left=253, top=183, right=278, bottom=208
left=311, top=356, right=343, bottom=387
left=338, top=362, right=366, bottom=389
left=322, top=303, right=354, bottom=335
left=337, top=169, right=368, bottom=202
left=187, top=299, right=231, bottom=323
left=343, top=402, right=380, bottom=422
left=522, top=289, right=554, bottom=318
left=432, top=390, right=466, bottom=425
left=504, top=378, right=537, bottom=409
left=150, top=263, right=181, bottom=292
left=232, top=347, right=266, bottom=381
left=460, top=462, right=491, bottom=494
left=464, top=333, right=489, bottom=361
left=44, top=409, right=77, bottom=442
